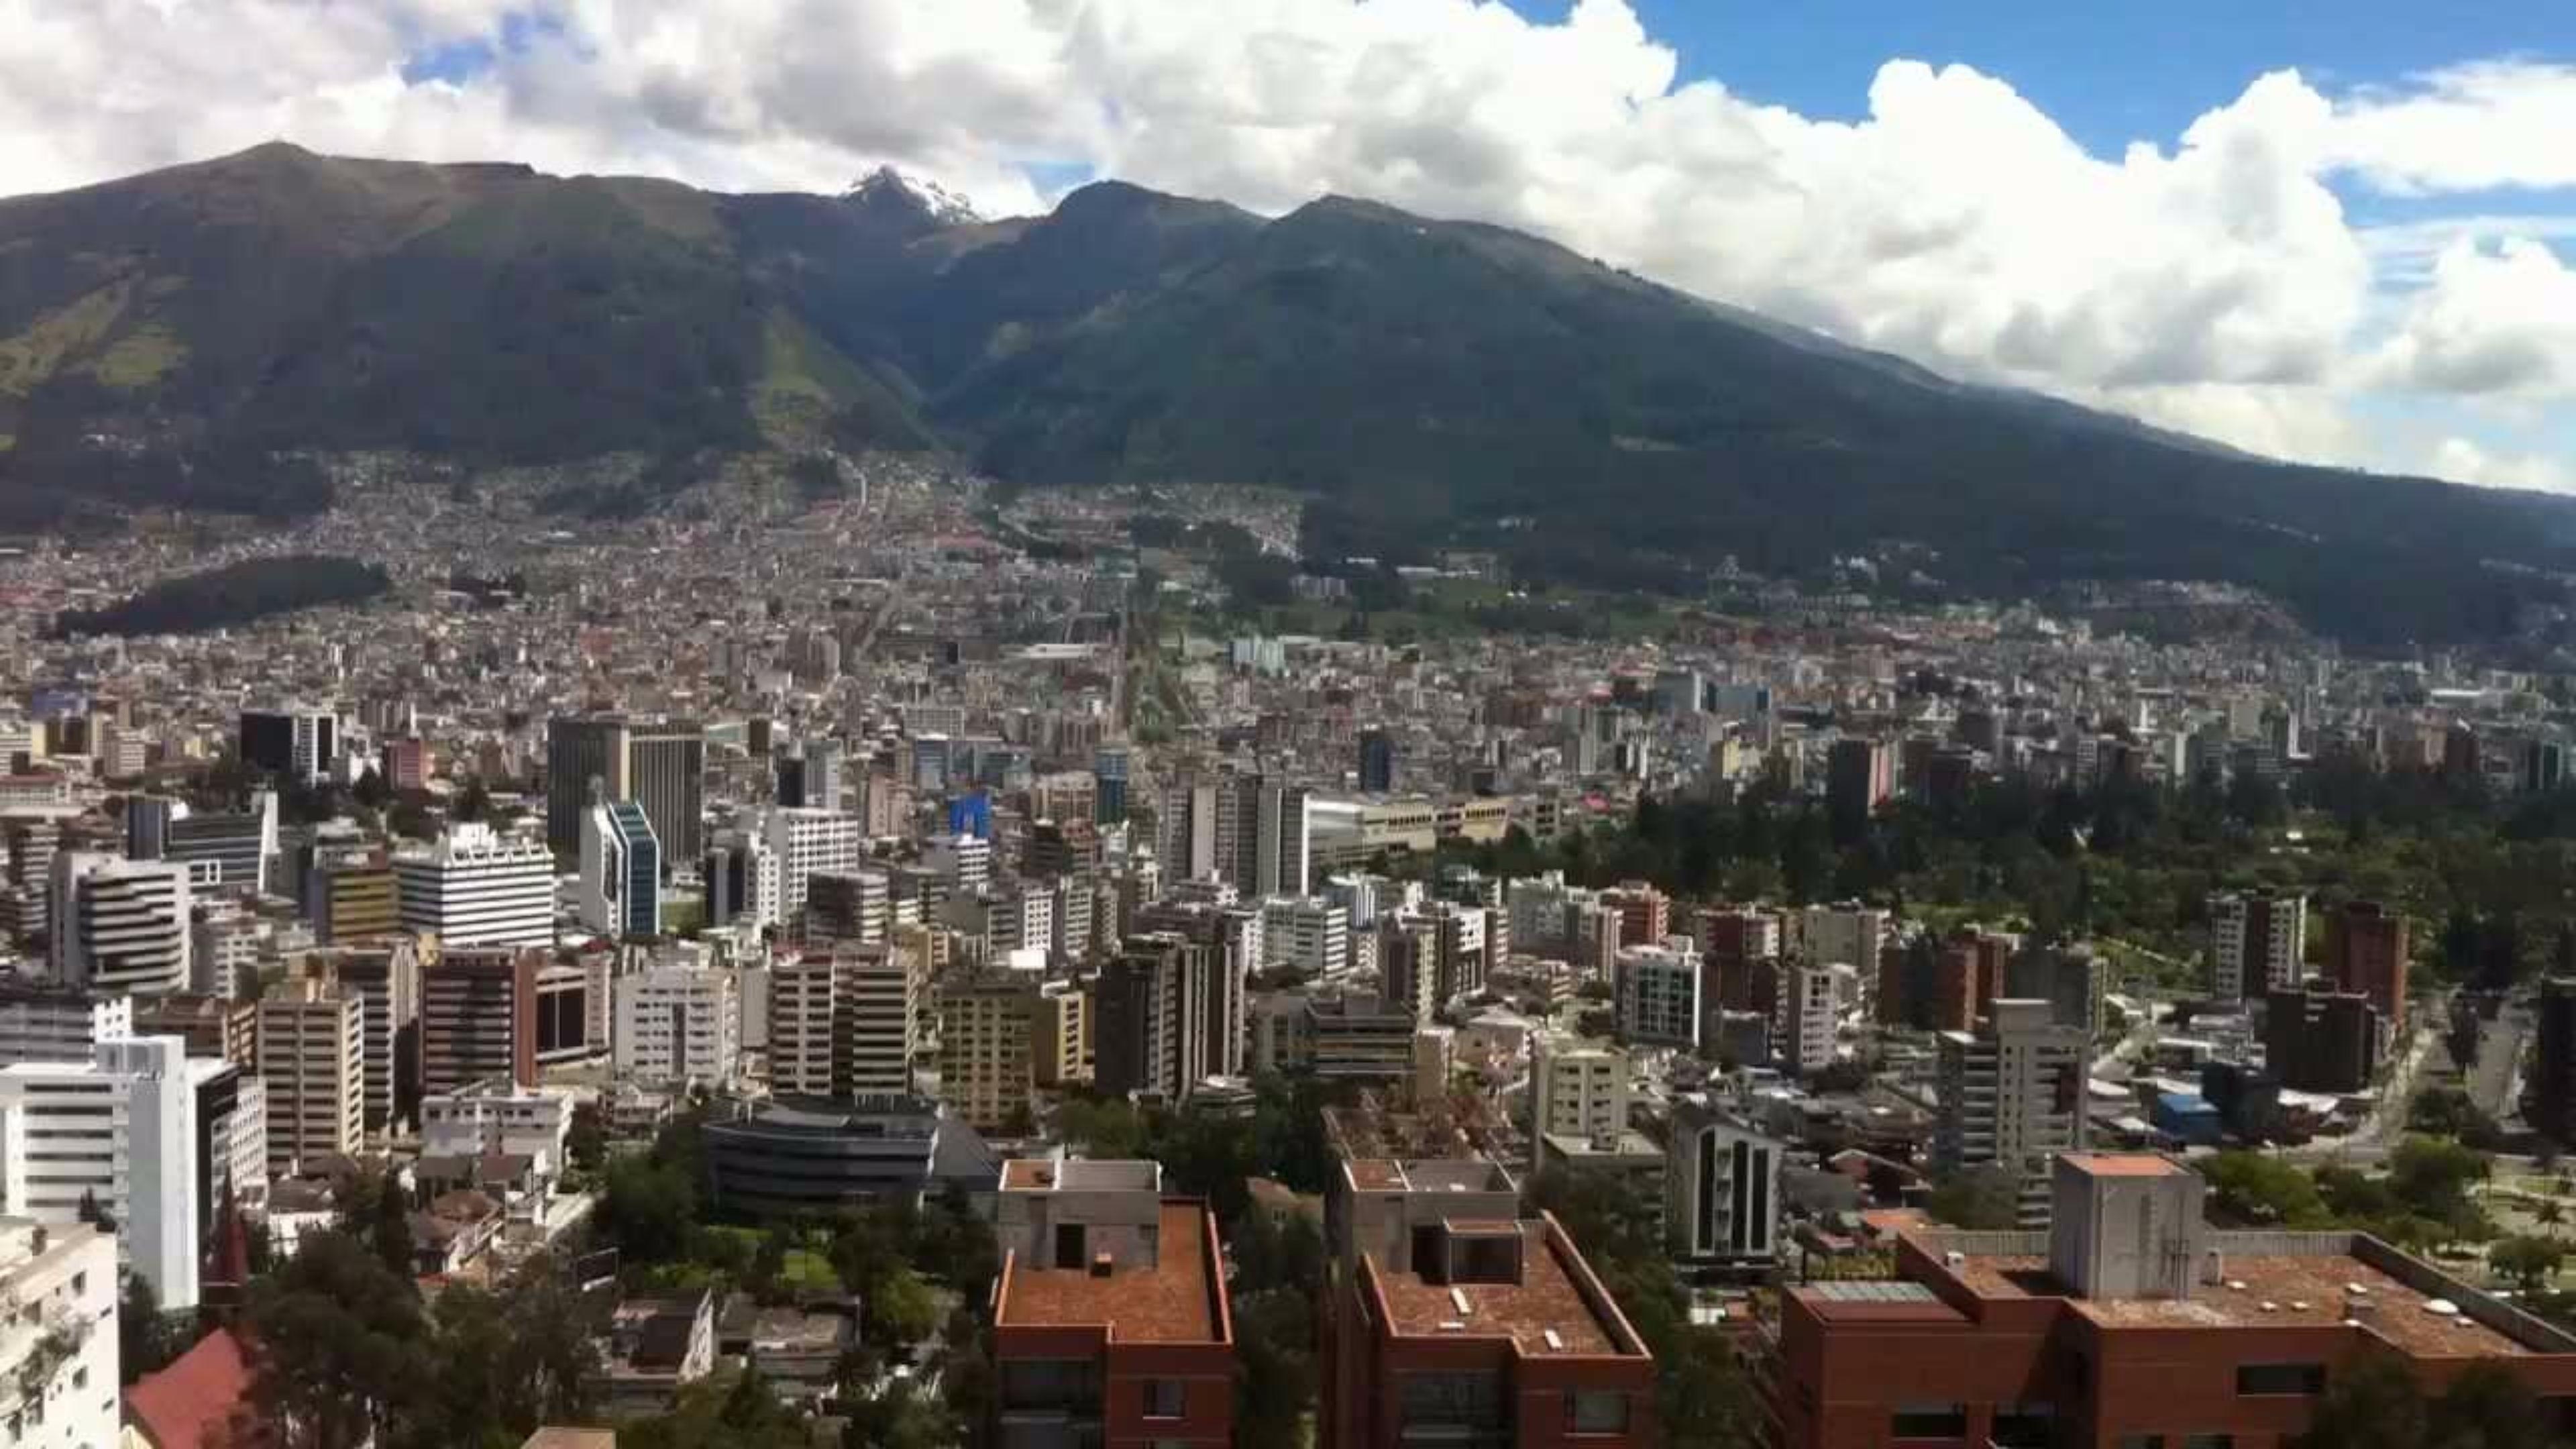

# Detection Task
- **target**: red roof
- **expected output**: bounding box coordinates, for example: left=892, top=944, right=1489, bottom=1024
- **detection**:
left=125, top=1328, right=260, bottom=1449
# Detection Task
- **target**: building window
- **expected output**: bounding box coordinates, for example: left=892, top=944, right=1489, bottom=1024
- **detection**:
left=1567, top=1391, right=1629, bottom=1434
left=1055, top=1222, right=1085, bottom=1266
left=2114, top=1438, right=2165, bottom=1449
left=1992, top=1403, right=2053, bottom=1448
left=1144, top=1381, right=1185, bottom=1419
left=1889, top=1403, right=1968, bottom=1438
left=2235, top=1363, right=2326, bottom=1396
left=2182, top=1436, right=2235, bottom=1449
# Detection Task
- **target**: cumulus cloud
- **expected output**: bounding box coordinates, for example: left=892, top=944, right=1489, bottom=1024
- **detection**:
left=1, top=0, right=2573, bottom=476
left=2430, top=436, right=2576, bottom=494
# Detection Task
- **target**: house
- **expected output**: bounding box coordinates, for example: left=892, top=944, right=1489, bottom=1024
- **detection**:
left=411, top=1188, right=505, bottom=1276
left=123, top=1327, right=260, bottom=1449
left=600, top=1289, right=718, bottom=1413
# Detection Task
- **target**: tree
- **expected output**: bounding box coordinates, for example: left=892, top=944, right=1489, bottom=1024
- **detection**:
left=566, top=1103, right=608, bottom=1173
left=1234, top=1288, right=1316, bottom=1449
left=2430, top=1359, right=2551, bottom=1449
left=599, top=1154, right=696, bottom=1266
left=1926, top=1166, right=2023, bottom=1231
left=2200, top=1152, right=2330, bottom=1228
left=243, top=1232, right=430, bottom=1449
left=2292, top=1354, right=2428, bottom=1449
left=117, top=1270, right=178, bottom=1385
left=2491, top=1235, right=2565, bottom=1293
left=76, top=1188, right=115, bottom=1236
left=865, top=1267, right=940, bottom=1352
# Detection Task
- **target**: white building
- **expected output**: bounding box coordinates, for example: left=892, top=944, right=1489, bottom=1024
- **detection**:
left=392, top=824, right=555, bottom=947
left=48, top=853, right=191, bottom=995
left=763, top=807, right=863, bottom=918
left=1934, top=999, right=2091, bottom=1226
left=420, top=1080, right=575, bottom=1180
left=1780, top=963, right=1839, bottom=1076
left=922, top=833, right=993, bottom=897
left=1801, top=903, right=1887, bottom=1000
left=1259, top=897, right=1350, bottom=979
left=1531, top=1033, right=1629, bottom=1143
left=1668, top=1095, right=1782, bottom=1264
left=0, top=1218, right=119, bottom=1449
left=579, top=798, right=663, bottom=939
left=2207, top=889, right=2308, bottom=1000
left=0, top=1036, right=200, bottom=1308
left=0, top=989, right=128, bottom=1069
left=613, top=963, right=741, bottom=1089
left=1613, top=940, right=1701, bottom=1050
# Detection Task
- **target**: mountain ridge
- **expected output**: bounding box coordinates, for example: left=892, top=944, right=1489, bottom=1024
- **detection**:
left=1, top=143, right=2572, bottom=651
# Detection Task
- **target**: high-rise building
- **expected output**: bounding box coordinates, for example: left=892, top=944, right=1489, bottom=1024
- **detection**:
left=1357, top=727, right=1395, bottom=793
left=50, top=851, right=192, bottom=994
left=767, top=955, right=845, bottom=1099
left=1666, top=1093, right=1782, bottom=1265
left=1825, top=737, right=1896, bottom=843
left=305, top=846, right=399, bottom=943
left=579, top=798, right=663, bottom=938
left=763, top=807, right=863, bottom=919
left=0, top=983, right=130, bottom=1069
left=613, top=961, right=741, bottom=1089
left=1318, top=1118, right=1656, bottom=1449
left=1598, top=881, right=1670, bottom=952
left=1801, top=902, right=1888, bottom=979
left=1093, top=745, right=1132, bottom=825
left=991, top=1159, right=1235, bottom=1449
left=392, top=824, right=554, bottom=947
left=1779, top=962, right=1839, bottom=1076
left=1933, top=1000, right=2090, bottom=1226
left=1097, top=933, right=1218, bottom=1103
left=381, top=737, right=432, bottom=792
left=2263, top=983, right=2379, bottom=1093
left=843, top=943, right=920, bottom=1097
left=938, top=974, right=1036, bottom=1133
left=2536, top=978, right=2576, bottom=1147
left=805, top=869, right=891, bottom=951
left=0, top=1035, right=203, bottom=1307
left=2208, top=889, right=2307, bottom=1000
left=1614, top=941, right=1702, bottom=1050
left=0, top=1220, right=118, bottom=1449
left=2325, top=899, right=2410, bottom=1028
left=419, top=946, right=544, bottom=1095
left=239, top=708, right=337, bottom=786
left=546, top=715, right=705, bottom=867
left=2004, top=942, right=2111, bottom=1037
left=1530, top=1033, right=1628, bottom=1143
left=146, top=792, right=278, bottom=897
left=318, top=940, right=422, bottom=1136
left=253, top=979, right=364, bottom=1175
left=703, top=828, right=781, bottom=930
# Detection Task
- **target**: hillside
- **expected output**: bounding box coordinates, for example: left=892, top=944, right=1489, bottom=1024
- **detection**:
left=3, top=143, right=2575, bottom=649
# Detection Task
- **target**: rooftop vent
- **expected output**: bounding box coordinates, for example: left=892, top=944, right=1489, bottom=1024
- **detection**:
left=1090, top=1252, right=1114, bottom=1279
left=1544, top=1328, right=1566, bottom=1351
left=1450, top=1287, right=1472, bottom=1316
left=2425, top=1299, right=2461, bottom=1318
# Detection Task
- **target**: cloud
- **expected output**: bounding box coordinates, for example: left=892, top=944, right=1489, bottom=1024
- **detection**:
left=2371, top=237, right=2576, bottom=399
left=1, top=0, right=2573, bottom=478
left=2429, top=436, right=2576, bottom=494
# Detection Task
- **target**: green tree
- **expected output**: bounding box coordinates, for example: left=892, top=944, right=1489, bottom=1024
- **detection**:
left=2292, top=1354, right=2428, bottom=1449
left=2200, top=1152, right=2330, bottom=1228
left=2490, top=1235, right=2565, bottom=1293
left=2430, top=1359, right=2551, bottom=1449
left=865, top=1267, right=940, bottom=1352
left=243, top=1232, right=430, bottom=1449
left=599, top=1154, right=696, bottom=1265
left=1926, top=1166, right=2024, bottom=1231
left=117, top=1270, right=179, bottom=1385
left=1234, top=1288, right=1317, bottom=1449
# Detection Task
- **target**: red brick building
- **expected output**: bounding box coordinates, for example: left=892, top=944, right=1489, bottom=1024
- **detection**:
left=1322, top=1119, right=1657, bottom=1449
left=1766, top=1154, right=2576, bottom=1448
left=993, top=1158, right=1235, bottom=1449
left=2325, top=900, right=2410, bottom=1029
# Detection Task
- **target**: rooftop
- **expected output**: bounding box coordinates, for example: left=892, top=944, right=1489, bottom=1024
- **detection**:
left=2062, top=1152, right=2186, bottom=1177
left=996, top=1200, right=1226, bottom=1344
left=1366, top=1220, right=1640, bottom=1358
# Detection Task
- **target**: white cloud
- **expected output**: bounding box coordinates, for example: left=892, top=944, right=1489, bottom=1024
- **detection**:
left=1, top=0, right=2573, bottom=478
left=2429, top=436, right=2576, bottom=494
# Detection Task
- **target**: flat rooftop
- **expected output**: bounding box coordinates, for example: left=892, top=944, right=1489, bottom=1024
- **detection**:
left=1935, top=1245, right=2532, bottom=1358
left=1341, top=1158, right=1517, bottom=1195
left=1369, top=1221, right=1635, bottom=1358
left=2061, top=1153, right=2186, bottom=1177
left=997, top=1201, right=1224, bottom=1344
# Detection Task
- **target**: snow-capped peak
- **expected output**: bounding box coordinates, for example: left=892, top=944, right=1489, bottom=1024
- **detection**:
left=843, top=165, right=982, bottom=226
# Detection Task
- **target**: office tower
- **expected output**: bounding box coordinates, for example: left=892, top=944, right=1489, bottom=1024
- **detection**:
left=1825, top=737, right=1896, bottom=843
left=763, top=806, right=863, bottom=918
left=307, top=847, right=399, bottom=943
left=1260, top=898, right=1350, bottom=979
left=802, top=739, right=845, bottom=813
left=1667, top=1093, right=1782, bottom=1265
left=1800, top=902, right=1888, bottom=978
left=703, top=829, right=781, bottom=930
left=613, top=962, right=741, bottom=1089
left=545, top=714, right=627, bottom=855
left=922, top=833, right=992, bottom=896
left=392, top=824, right=553, bottom=947
left=130, top=994, right=256, bottom=1065
left=2263, top=984, right=2379, bottom=1093
left=0, top=1220, right=117, bottom=1449
left=1430, top=900, right=1492, bottom=1002
left=323, top=941, right=423, bottom=1136
left=2325, top=900, right=2410, bottom=1028
left=0, top=1035, right=202, bottom=1307
left=846, top=942, right=920, bottom=1097
left=625, top=722, right=706, bottom=868
left=1531, top=1033, right=1629, bottom=1142
left=1614, top=941, right=1701, bottom=1050
left=125, top=792, right=174, bottom=860
left=1158, top=775, right=1222, bottom=883
left=2004, top=942, right=2111, bottom=1036
left=1933, top=1000, right=2089, bottom=1226
left=1380, top=916, right=1438, bottom=1024
left=1318, top=1121, right=1655, bottom=1449
left=381, top=737, right=431, bottom=792
left=805, top=869, right=891, bottom=951
left=1778, top=963, right=1838, bottom=1076
left=2536, top=978, right=2576, bottom=1146
left=938, top=974, right=1036, bottom=1132
left=253, top=979, right=364, bottom=1175
left=193, top=1057, right=268, bottom=1226
left=2207, top=889, right=2307, bottom=1000
left=1097, top=934, right=1204, bottom=1102
left=152, top=792, right=278, bottom=896
left=1128, top=902, right=1256, bottom=1078
left=579, top=798, right=663, bottom=938
left=767, top=955, right=845, bottom=1098
left=1356, top=728, right=1396, bottom=794
left=419, top=947, right=544, bottom=1095
left=50, top=851, right=192, bottom=994
left=1093, top=746, right=1132, bottom=825
left=0, top=984, right=130, bottom=1069
left=239, top=708, right=337, bottom=785
left=1034, top=979, right=1091, bottom=1088
left=991, top=1160, right=1234, bottom=1448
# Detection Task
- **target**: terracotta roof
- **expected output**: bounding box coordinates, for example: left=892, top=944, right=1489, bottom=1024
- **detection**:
left=125, top=1328, right=259, bottom=1449
left=997, top=1201, right=1225, bottom=1344
left=1368, top=1221, right=1635, bottom=1358
left=2061, top=1153, right=2184, bottom=1177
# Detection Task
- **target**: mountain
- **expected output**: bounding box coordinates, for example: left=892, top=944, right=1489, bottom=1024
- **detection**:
left=3, top=143, right=2573, bottom=649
